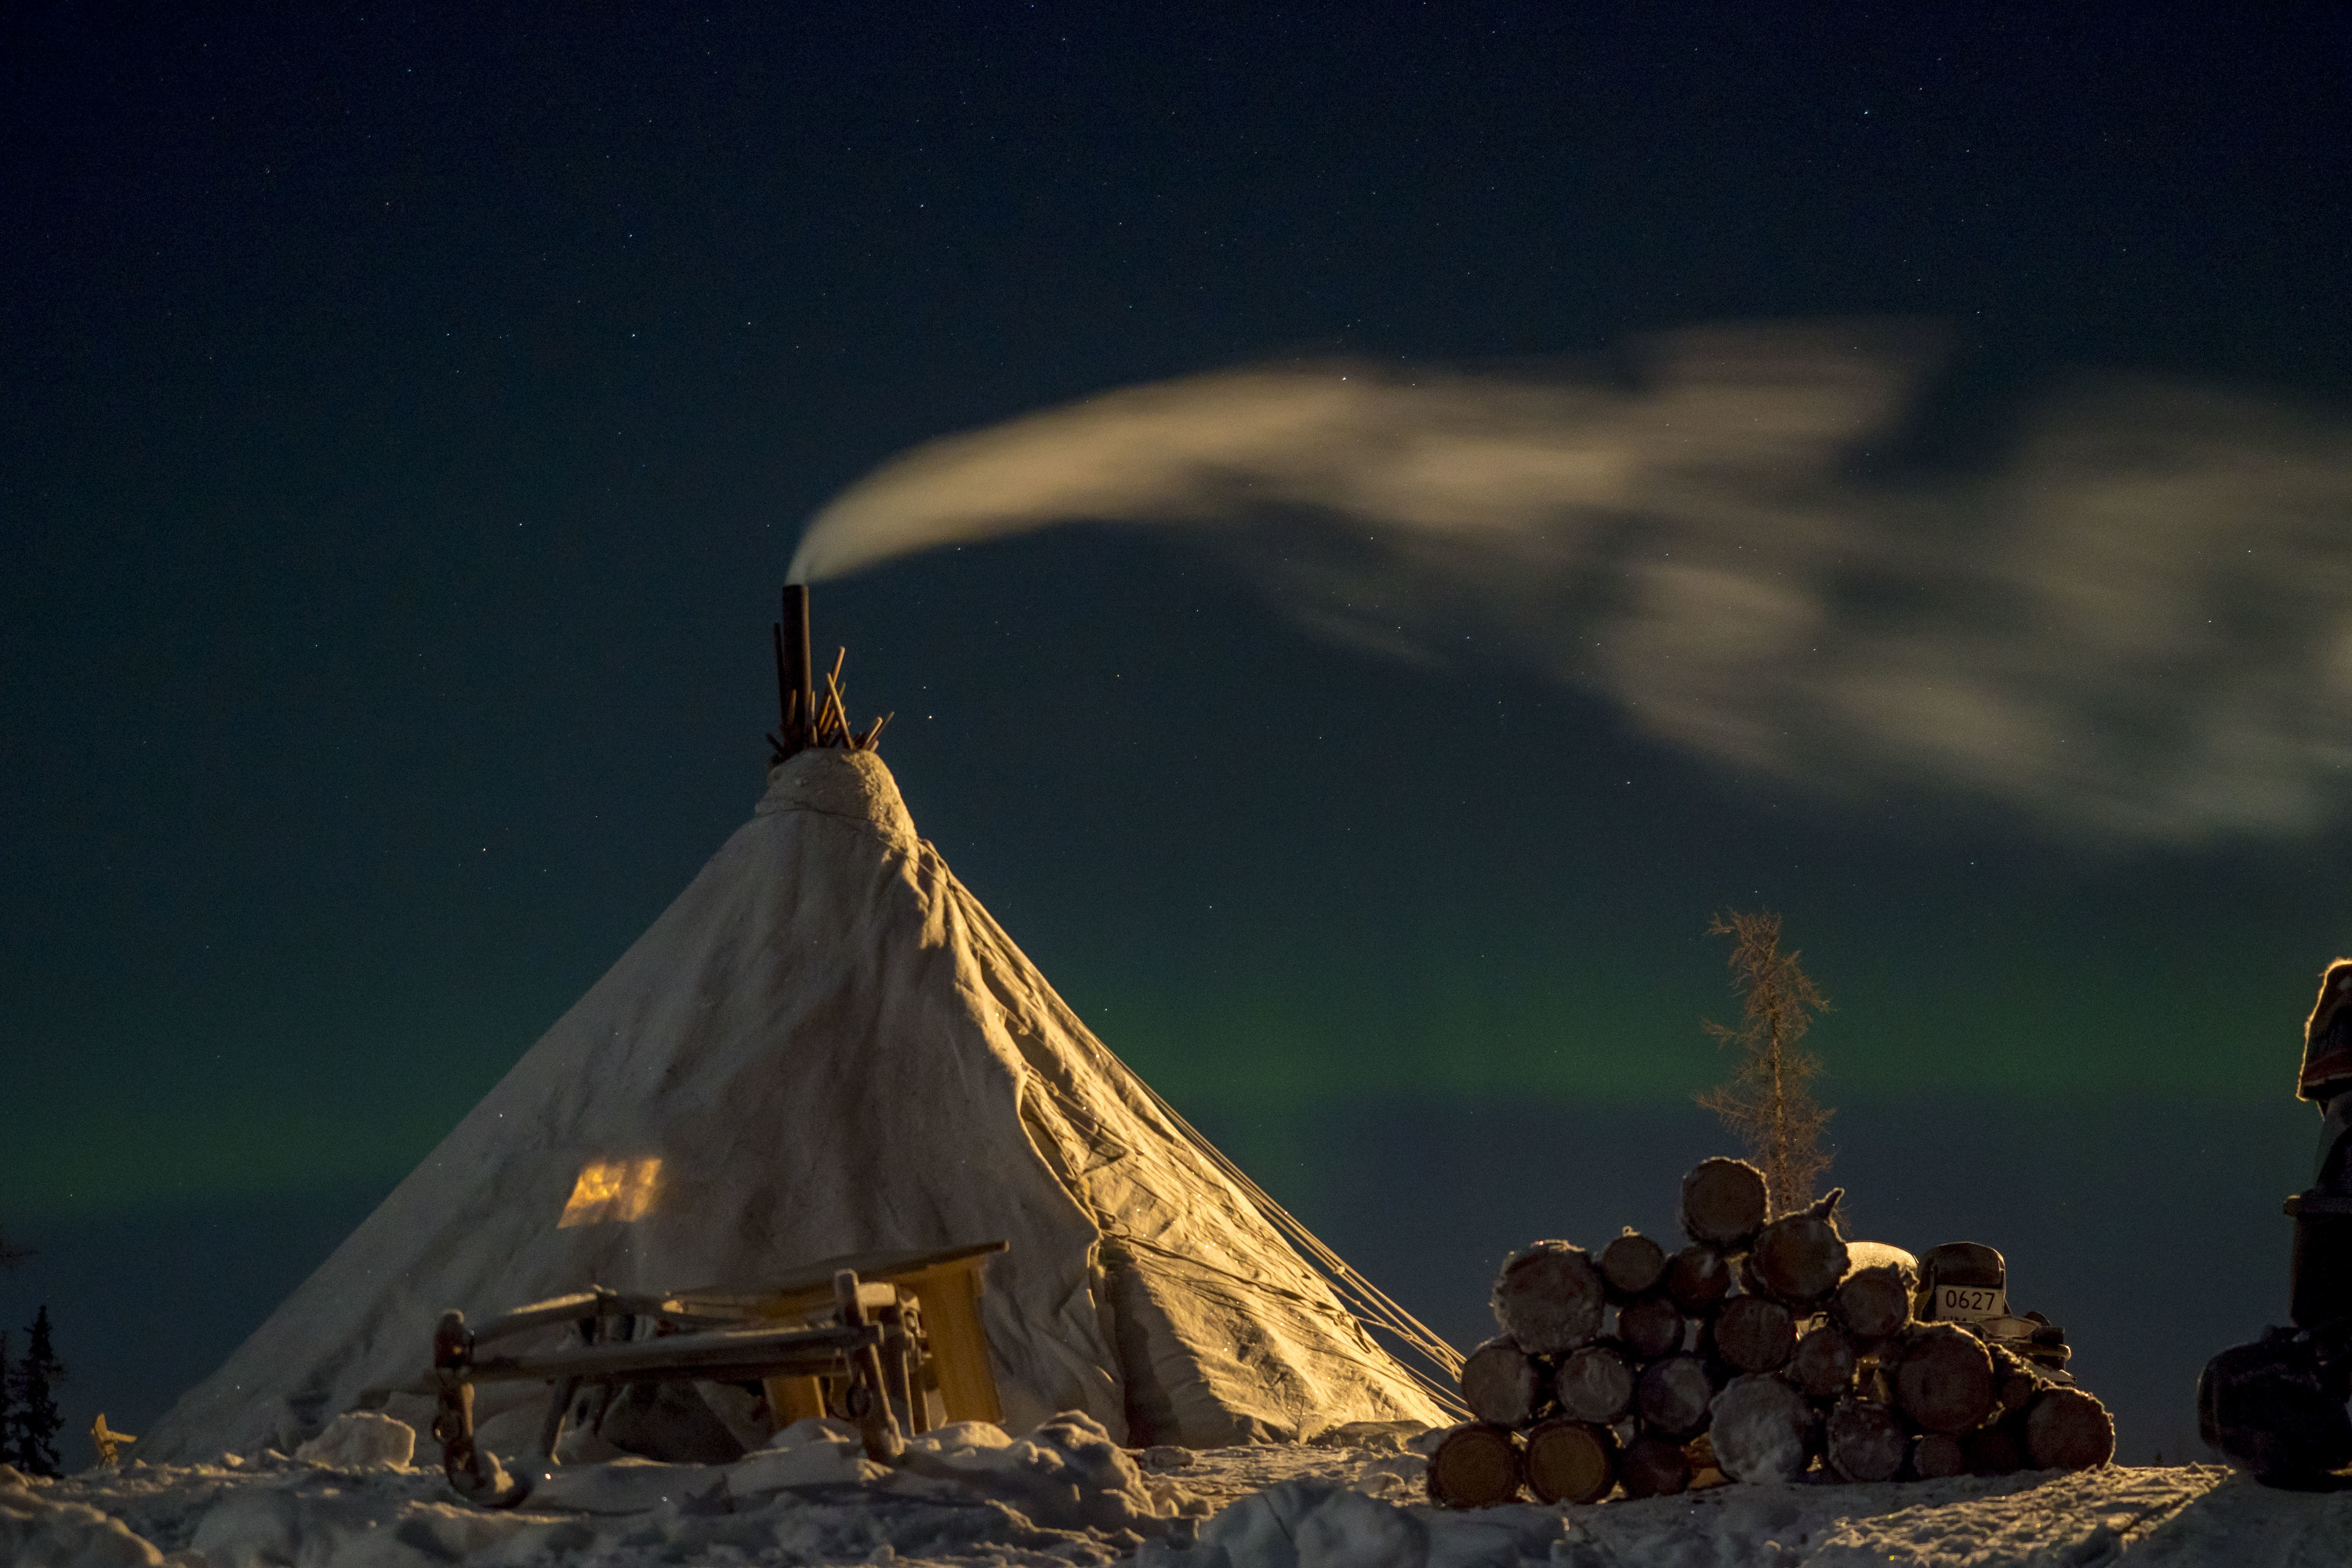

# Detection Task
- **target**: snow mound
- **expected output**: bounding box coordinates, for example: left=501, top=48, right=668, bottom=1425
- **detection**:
left=896, top=1410, right=1210, bottom=1534
left=0, top=1463, right=181, bottom=1568
left=1163, top=1462, right=2352, bottom=1568
left=35, top=1436, right=2352, bottom=1566
left=27, top=1411, right=1207, bottom=1567
left=292, top=1410, right=416, bottom=1472
left=726, top=1417, right=887, bottom=1497
left=1189, top=1480, right=1563, bottom=1567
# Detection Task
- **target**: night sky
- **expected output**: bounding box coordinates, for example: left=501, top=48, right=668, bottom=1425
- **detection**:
left=5, top=4, right=2350, bottom=1467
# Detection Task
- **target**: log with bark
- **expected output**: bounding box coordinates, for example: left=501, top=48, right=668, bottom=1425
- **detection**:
left=1425, top=1423, right=1524, bottom=1508
left=1831, top=1263, right=1915, bottom=1344
left=1987, top=1343, right=2042, bottom=1419
left=1824, top=1399, right=1907, bottom=1483
left=1599, top=1231, right=1669, bottom=1301
left=1709, top=1373, right=1815, bottom=1482
left=1747, top=1189, right=1850, bottom=1307
left=1492, top=1241, right=1606, bottom=1355
left=1523, top=1418, right=1618, bottom=1505
left=1617, top=1295, right=1687, bottom=1363
left=1459, top=1338, right=1547, bottom=1428
left=2024, top=1385, right=2115, bottom=1472
left=1787, top=1323, right=1860, bottom=1400
left=1679, top=1158, right=1769, bottom=1250
left=1466, top=1163, right=2109, bottom=1501
left=1666, top=1244, right=1734, bottom=1316
left=1635, top=1353, right=1717, bottom=1441
left=1616, top=1433, right=1692, bottom=1499
left=1554, top=1343, right=1637, bottom=1425
left=1709, top=1294, right=1796, bottom=1376
left=1889, top=1323, right=1996, bottom=1435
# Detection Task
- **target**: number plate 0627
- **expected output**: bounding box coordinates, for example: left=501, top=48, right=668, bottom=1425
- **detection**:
left=1934, top=1283, right=2009, bottom=1322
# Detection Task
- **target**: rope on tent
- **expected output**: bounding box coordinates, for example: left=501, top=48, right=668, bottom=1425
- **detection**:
left=937, top=852, right=1472, bottom=1419
left=1060, top=1048, right=1471, bottom=1419
left=1102, top=1228, right=1466, bottom=1408
left=1134, top=1079, right=1469, bottom=1408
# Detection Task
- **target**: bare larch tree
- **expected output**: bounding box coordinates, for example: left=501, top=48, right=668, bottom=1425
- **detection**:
left=1697, top=909, right=1834, bottom=1218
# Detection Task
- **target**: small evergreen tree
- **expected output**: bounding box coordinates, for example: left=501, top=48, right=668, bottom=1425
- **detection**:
left=1697, top=909, right=1835, bottom=1218
left=0, top=1330, right=14, bottom=1471
left=8, top=1307, right=64, bottom=1478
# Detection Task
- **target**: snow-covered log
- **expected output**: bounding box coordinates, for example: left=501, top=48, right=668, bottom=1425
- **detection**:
left=1709, top=1374, right=1814, bottom=1482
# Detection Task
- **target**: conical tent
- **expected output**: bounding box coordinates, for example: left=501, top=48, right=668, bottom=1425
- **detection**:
left=143, top=746, right=1454, bottom=1461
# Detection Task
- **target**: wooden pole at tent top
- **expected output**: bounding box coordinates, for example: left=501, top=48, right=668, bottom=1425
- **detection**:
left=782, top=585, right=814, bottom=748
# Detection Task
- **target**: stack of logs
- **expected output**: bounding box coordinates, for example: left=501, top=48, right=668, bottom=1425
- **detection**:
left=1427, top=1156, right=2117, bottom=1508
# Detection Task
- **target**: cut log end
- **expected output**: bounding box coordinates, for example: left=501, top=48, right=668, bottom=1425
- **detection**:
left=1788, top=1324, right=1860, bottom=1400
left=1893, top=1323, right=1997, bottom=1436
left=1831, top=1264, right=1915, bottom=1343
left=1459, top=1338, right=1545, bottom=1429
left=2025, top=1386, right=2115, bottom=1472
left=1824, top=1399, right=1907, bottom=1483
left=1617, top=1296, right=1687, bottom=1363
left=1680, top=1158, right=1769, bottom=1250
left=1555, top=1345, right=1637, bottom=1426
left=1667, top=1245, right=1734, bottom=1316
left=1711, top=1295, right=1796, bottom=1377
left=1426, top=1424, right=1523, bottom=1508
left=1493, top=1242, right=1606, bottom=1356
left=1750, top=1212, right=1851, bottom=1307
left=1523, top=1418, right=1617, bottom=1505
left=1600, top=1232, right=1669, bottom=1301
left=1636, top=1354, right=1717, bottom=1441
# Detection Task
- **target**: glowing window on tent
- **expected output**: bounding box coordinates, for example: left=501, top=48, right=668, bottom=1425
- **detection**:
left=558, top=1157, right=663, bottom=1228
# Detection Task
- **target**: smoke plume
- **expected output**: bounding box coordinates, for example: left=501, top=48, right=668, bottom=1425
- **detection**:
left=791, top=321, right=2352, bottom=847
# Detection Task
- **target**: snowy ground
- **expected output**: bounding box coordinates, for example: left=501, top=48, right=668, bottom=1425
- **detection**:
left=8, top=1413, right=2351, bottom=1567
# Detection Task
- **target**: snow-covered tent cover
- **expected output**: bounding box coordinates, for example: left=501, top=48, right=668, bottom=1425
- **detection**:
left=143, top=747, right=1453, bottom=1461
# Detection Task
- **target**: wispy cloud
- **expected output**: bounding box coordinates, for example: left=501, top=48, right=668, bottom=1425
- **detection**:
left=792, top=321, right=2352, bottom=846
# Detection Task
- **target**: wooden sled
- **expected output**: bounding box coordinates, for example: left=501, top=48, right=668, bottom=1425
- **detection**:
left=429, top=1241, right=1005, bottom=1506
